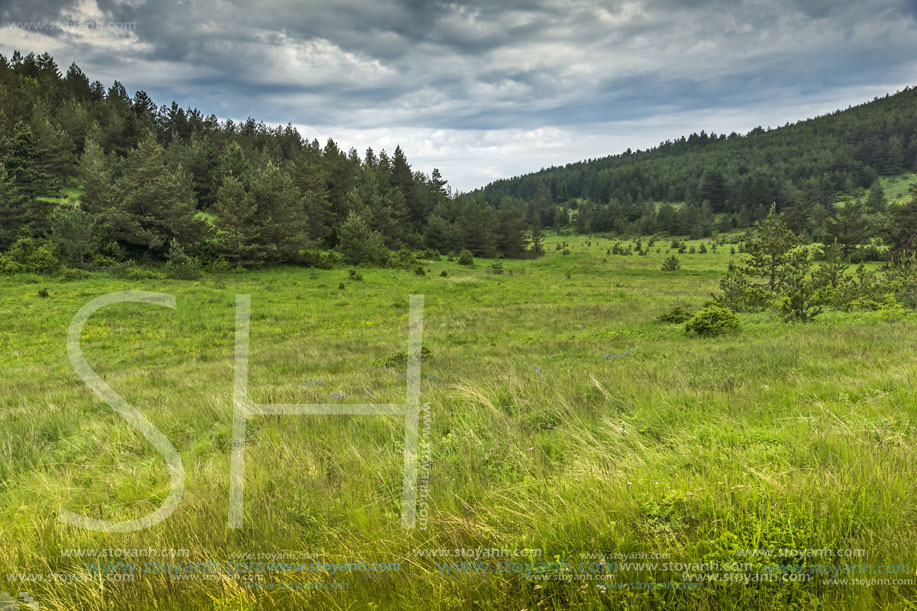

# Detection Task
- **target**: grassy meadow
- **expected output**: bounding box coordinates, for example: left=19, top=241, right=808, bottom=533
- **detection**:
left=1, top=235, right=917, bottom=609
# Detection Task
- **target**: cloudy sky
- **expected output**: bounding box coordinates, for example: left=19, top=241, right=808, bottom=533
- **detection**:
left=1, top=0, right=916, bottom=190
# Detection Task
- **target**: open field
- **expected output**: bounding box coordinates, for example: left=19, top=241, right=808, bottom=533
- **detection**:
left=1, top=236, right=917, bottom=609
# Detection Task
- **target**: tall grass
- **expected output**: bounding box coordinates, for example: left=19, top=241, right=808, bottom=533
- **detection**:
left=1, top=236, right=915, bottom=609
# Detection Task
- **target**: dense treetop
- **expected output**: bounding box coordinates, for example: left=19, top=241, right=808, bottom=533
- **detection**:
left=1, top=50, right=916, bottom=276
left=0, top=51, right=533, bottom=268
left=480, top=87, right=917, bottom=238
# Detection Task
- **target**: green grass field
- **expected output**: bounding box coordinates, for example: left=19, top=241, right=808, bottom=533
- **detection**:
left=1, top=236, right=916, bottom=609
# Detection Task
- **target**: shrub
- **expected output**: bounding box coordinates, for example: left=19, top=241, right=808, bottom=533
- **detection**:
left=127, top=265, right=165, bottom=280
left=381, top=345, right=432, bottom=367
left=337, top=211, right=390, bottom=265
left=417, top=248, right=441, bottom=261
left=661, top=255, right=681, bottom=271
left=0, top=255, right=25, bottom=274
left=657, top=305, right=693, bottom=323
left=685, top=305, right=740, bottom=337
left=300, top=250, right=340, bottom=269
left=4, top=236, right=61, bottom=274
left=487, top=261, right=504, bottom=274
left=209, top=257, right=233, bottom=274
left=713, top=260, right=774, bottom=312
left=348, top=269, right=363, bottom=281
left=414, top=265, right=425, bottom=276
left=394, top=248, right=418, bottom=269
left=457, top=250, right=474, bottom=265
left=37, top=288, right=49, bottom=298
left=59, top=266, right=90, bottom=281
left=778, top=248, right=825, bottom=322
left=165, top=239, right=201, bottom=280
left=28, top=243, right=62, bottom=274
left=91, top=254, right=120, bottom=269
left=440, top=270, right=448, bottom=277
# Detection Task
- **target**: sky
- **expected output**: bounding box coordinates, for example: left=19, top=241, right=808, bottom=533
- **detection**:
left=1, top=0, right=916, bottom=191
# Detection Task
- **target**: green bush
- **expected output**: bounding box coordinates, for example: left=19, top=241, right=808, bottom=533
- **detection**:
left=457, top=250, right=474, bottom=266
left=417, top=248, right=441, bottom=261
left=487, top=261, right=504, bottom=274
left=393, top=248, right=418, bottom=269
left=59, top=266, right=90, bottom=281
left=414, top=265, right=425, bottom=276
left=209, top=257, right=233, bottom=274
left=381, top=346, right=432, bottom=367
left=657, top=305, right=693, bottom=323
left=337, top=212, right=390, bottom=266
left=3, top=236, right=61, bottom=274
left=685, top=305, right=740, bottom=337
left=28, top=244, right=61, bottom=274
left=165, top=239, right=201, bottom=280
left=0, top=255, right=25, bottom=274
left=661, top=255, right=681, bottom=271
left=127, top=265, right=166, bottom=280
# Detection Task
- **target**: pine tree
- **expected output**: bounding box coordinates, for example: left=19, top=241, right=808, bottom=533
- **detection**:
left=530, top=214, right=545, bottom=257
left=50, top=206, right=95, bottom=266
left=77, top=137, right=111, bottom=215
left=107, top=134, right=206, bottom=255
left=866, top=181, right=886, bottom=212
left=459, top=194, right=498, bottom=257
left=337, top=210, right=389, bottom=265
left=247, top=162, right=310, bottom=262
left=0, top=163, right=41, bottom=249
left=742, top=204, right=799, bottom=292
left=823, top=200, right=866, bottom=256
left=214, top=176, right=260, bottom=263
left=495, top=199, right=530, bottom=258
left=699, top=169, right=727, bottom=212
left=2, top=121, right=55, bottom=198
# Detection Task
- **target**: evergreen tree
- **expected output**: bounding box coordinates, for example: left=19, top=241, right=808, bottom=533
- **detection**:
left=77, top=137, right=111, bottom=215
left=459, top=194, right=498, bottom=257
left=866, top=181, right=887, bottom=212
left=530, top=214, right=545, bottom=257
left=337, top=210, right=389, bottom=265
left=214, top=176, right=260, bottom=263
left=0, top=163, right=40, bottom=249
left=699, top=169, right=727, bottom=212
left=247, top=162, right=310, bottom=262
left=823, top=200, right=866, bottom=256
left=495, top=199, right=530, bottom=258
left=2, top=121, right=55, bottom=197
left=50, top=206, right=95, bottom=266
left=106, top=134, right=206, bottom=255
left=742, top=204, right=799, bottom=292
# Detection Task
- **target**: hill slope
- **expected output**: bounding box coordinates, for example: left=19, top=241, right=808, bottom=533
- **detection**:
left=481, top=88, right=917, bottom=236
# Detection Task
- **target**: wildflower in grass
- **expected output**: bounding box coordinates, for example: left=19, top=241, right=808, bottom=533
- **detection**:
left=603, top=350, right=636, bottom=359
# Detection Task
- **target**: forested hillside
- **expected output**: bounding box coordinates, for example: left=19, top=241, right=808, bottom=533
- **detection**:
left=482, top=87, right=917, bottom=239
left=2, top=50, right=917, bottom=277
left=0, top=51, right=534, bottom=272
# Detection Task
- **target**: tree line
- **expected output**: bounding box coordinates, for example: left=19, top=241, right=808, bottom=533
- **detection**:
left=481, top=87, right=917, bottom=241
left=0, top=51, right=538, bottom=274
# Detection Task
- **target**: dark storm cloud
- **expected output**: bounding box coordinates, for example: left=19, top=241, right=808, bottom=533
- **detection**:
left=1, top=0, right=914, bottom=188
